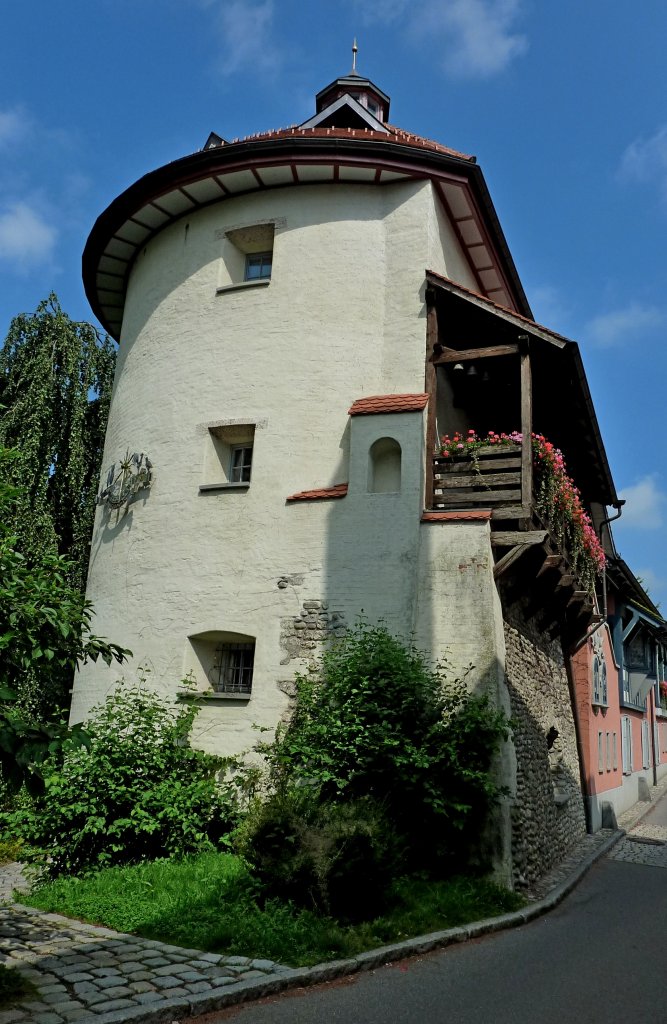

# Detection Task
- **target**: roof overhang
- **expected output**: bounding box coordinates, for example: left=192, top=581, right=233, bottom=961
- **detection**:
left=83, top=133, right=531, bottom=340
left=425, top=271, right=618, bottom=508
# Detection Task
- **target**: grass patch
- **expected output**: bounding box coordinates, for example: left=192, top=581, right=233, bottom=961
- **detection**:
left=0, top=964, right=37, bottom=1009
left=23, top=852, right=524, bottom=967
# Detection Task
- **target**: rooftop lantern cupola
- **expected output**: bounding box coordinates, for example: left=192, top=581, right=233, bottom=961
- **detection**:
left=301, top=40, right=391, bottom=133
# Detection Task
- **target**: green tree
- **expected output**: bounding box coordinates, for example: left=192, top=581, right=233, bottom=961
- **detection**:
left=0, top=447, right=128, bottom=786
left=0, top=294, right=115, bottom=593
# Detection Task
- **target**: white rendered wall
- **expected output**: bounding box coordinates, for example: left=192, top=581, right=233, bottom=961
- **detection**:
left=72, top=178, right=483, bottom=757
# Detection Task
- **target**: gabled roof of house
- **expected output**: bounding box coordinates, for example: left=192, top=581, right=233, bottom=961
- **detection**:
left=607, top=557, right=666, bottom=629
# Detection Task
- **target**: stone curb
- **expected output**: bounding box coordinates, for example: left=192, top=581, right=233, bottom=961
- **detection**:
left=75, top=826, right=624, bottom=1024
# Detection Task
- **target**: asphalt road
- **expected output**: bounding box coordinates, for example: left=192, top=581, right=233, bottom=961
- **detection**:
left=193, top=799, right=667, bottom=1024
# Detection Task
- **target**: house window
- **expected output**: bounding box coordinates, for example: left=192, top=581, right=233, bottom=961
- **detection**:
left=230, top=444, right=253, bottom=483
left=185, top=630, right=255, bottom=698
left=217, top=222, right=275, bottom=292
left=200, top=422, right=256, bottom=491
left=215, top=642, right=255, bottom=695
left=597, top=732, right=604, bottom=774
left=613, top=732, right=618, bottom=771
left=606, top=732, right=612, bottom=771
left=244, top=252, right=272, bottom=281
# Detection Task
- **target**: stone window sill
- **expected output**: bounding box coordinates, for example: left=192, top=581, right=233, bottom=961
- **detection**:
left=199, top=482, right=250, bottom=493
left=216, top=278, right=271, bottom=295
left=177, top=690, right=251, bottom=703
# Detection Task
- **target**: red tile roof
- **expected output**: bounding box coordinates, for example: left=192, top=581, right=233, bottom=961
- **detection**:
left=229, top=125, right=474, bottom=162
left=421, top=510, right=492, bottom=522
left=349, top=394, right=429, bottom=416
left=286, top=483, right=348, bottom=502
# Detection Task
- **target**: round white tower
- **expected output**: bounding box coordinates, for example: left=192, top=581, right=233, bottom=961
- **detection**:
left=73, top=67, right=529, bottom=756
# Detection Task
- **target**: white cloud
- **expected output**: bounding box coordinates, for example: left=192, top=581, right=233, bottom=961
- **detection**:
left=617, top=475, right=666, bottom=531
left=352, top=0, right=528, bottom=78
left=0, top=107, right=28, bottom=150
left=618, top=125, right=667, bottom=205
left=583, top=302, right=664, bottom=348
left=0, top=202, right=56, bottom=269
left=203, top=0, right=280, bottom=78
left=619, top=126, right=667, bottom=182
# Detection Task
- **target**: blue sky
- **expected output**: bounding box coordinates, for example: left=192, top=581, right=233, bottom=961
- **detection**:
left=1, top=1, right=666, bottom=602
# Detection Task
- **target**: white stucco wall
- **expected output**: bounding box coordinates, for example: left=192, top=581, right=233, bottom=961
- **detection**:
left=72, top=177, right=496, bottom=759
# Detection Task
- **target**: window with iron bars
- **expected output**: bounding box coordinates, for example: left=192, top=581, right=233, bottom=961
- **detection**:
left=215, top=642, right=255, bottom=694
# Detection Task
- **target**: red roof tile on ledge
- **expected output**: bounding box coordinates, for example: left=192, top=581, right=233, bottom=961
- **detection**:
left=286, top=483, right=349, bottom=502
left=421, top=510, right=492, bottom=522
left=349, top=394, right=429, bottom=416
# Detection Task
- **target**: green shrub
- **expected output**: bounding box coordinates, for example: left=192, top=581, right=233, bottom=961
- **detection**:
left=236, top=791, right=397, bottom=921
left=255, top=623, right=510, bottom=874
left=7, top=685, right=239, bottom=878
left=0, top=964, right=37, bottom=1009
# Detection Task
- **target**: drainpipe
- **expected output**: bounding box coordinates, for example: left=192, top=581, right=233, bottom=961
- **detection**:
left=650, top=644, right=658, bottom=786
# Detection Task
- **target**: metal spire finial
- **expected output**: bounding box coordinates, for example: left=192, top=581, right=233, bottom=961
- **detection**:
left=351, top=37, right=358, bottom=73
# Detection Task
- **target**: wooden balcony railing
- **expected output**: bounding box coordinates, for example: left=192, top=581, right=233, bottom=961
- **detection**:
left=430, top=443, right=524, bottom=518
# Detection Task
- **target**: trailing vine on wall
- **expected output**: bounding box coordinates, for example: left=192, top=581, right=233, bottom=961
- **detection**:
left=0, top=294, right=115, bottom=594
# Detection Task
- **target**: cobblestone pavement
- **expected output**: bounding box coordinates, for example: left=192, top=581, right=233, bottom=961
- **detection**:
left=608, top=824, right=667, bottom=867
left=0, top=863, right=28, bottom=904
left=520, top=829, right=616, bottom=901
left=0, top=903, right=297, bottom=1023
left=3, top=779, right=667, bottom=1023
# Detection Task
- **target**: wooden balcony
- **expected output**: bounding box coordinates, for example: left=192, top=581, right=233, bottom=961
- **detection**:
left=431, top=443, right=524, bottom=518
left=428, top=444, right=603, bottom=644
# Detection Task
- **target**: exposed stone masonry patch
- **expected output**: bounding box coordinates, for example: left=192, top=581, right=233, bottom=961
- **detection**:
left=279, top=600, right=347, bottom=668
left=504, top=605, right=586, bottom=888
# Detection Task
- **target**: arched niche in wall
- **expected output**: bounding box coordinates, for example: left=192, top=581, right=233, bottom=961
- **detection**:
left=185, top=629, right=256, bottom=697
left=368, top=437, right=401, bottom=493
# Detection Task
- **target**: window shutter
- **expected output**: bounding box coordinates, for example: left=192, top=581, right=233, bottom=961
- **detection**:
left=622, top=717, right=632, bottom=775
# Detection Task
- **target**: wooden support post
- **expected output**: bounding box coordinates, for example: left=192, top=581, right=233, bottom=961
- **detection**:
left=519, top=337, right=532, bottom=515
left=493, top=545, right=529, bottom=579
left=536, top=553, right=563, bottom=577
left=424, top=287, right=438, bottom=510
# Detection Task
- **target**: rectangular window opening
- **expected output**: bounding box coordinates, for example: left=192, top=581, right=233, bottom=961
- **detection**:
left=216, top=642, right=255, bottom=695
left=244, top=251, right=272, bottom=281
left=230, top=444, right=253, bottom=483
left=201, top=422, right=256, bottom=490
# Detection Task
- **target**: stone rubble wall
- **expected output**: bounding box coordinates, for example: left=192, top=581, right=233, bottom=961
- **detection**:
left=279, top=600, right=347, bottom=668
left=504, top=608, right=586, bottom=888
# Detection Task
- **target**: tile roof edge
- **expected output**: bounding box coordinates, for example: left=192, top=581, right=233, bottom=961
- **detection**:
left=349, top=393, right=429, bottom=416
left=286, top=484, right=349, bottom=503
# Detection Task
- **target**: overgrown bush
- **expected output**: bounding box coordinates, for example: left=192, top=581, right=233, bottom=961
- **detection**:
left=7, top=685, right=239, bottom=879
left=242, top=623, right=511, bottom=899
left=236, top=790, right=397, bottom=921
